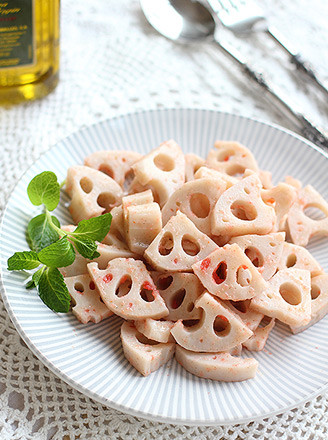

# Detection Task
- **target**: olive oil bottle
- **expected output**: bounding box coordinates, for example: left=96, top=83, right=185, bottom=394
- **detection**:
left=0, top=0, right=60, bottom=105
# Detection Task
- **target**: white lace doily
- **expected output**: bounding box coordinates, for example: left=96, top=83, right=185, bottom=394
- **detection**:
left=1, top=0, right=328, bottom=438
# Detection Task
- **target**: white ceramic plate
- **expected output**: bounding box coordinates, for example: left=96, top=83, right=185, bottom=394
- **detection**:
left=1, top=108, right=328, bottom=426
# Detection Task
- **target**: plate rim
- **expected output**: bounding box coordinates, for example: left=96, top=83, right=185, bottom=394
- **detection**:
left=1, top=107, right=328, bottom=426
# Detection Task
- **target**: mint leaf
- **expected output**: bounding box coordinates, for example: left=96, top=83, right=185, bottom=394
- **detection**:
left=38, top=267, right=71, bottom=312
left=70, top=213, right=112, bottom=242
left=32, top=267, right=45, bottom=285
left=70, top=236, right=100, bottom=259
left=25, top=279, right=36, bottom=289
left=7, top=251, right=40, bottom=270
left=38, top=237, right=75, bottom=268
left=27, top=171, right=60, bottom=211
left=27, top=213, right=60, bottom=252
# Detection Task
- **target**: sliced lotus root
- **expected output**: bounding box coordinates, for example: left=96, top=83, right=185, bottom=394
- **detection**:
left=84, top=150, right=142, bottom=189
left=229, top=232, right=285, bottom=281
left=144, top=211, right=218, bottom=272
left=259, top=170, right=273, bottom=189
left=171, top=292, right=253, bottom=352
left=101, top=205, right=127, bottom=248
left=134, top=318, right=175, bottom=343
left=185, top=153, right=205, bottom=181
left=66, top=165, right=123, bottom=223
left=290, top=274, right=328, bottom=334
left=211, top=174, right=276, bottom=237
left=65, top=274, right=112, bottom=324
left=121, top=321, right=175, bottom=376
left=277, top=242, right=323, bottom=277
left=125, top=203, right=162, bottom=255
left=175, top=345, right=258, bottom=381
left=206, top=140, right=259, bottom=177
left=250, top=268, right=311, bottom=327
left=194, top=166, right=238, bottom=188
left=87, top=258, right=168, bottom=320
left=162, top=178, right=227, bottom=235
left=262, top=183, right=296, bottom=232
left=285, top=175, right=302, bottom=190
left=224, top=300, right=264, bottom=331
left=192, top=244, right=268, bottom=301
left=131, top=139, right=185, bottom=207
left=287, top=185, right=328, bottom=246
left=243, top=317, right=275, bottom=351
left=151, top=272, right=204, bottom=321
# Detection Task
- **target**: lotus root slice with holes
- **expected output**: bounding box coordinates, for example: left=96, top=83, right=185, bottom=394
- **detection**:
left=144, top=211, right=218, bottom=272
left=121, top=321, right=175, bottom=376
left=211, top=174, right=276, bottom=237
left=277, top=242, right=323, bottom=277
left=290, top=273, right=328, bottom=334
left=229, top=232, right=285, bottom=281
left=87, top=258, right=168, bottom=320
left=131, top=139, right=185, bottom=207
left=205, top=141, right=259, bottom=177
left=65, top=274, right=112, bottom=324
left=185, top=153, right=205, bottom=181
left=243, top=317, right=275, bottom=351
left=192, top=244, right=267, bottom=301
left=151, top=272, right=204, bottom=321
left=262, top=183, right=296, bottom=232
left=66, top=165, right=123, bottom=223
left=162, top=178, right=227, bottom=235
left=170, top=292, right=253, bottom=353
left=84, top=150, right=142, bottom=188
left=250, top=268, right=311, bottom=327
left=287, top=185, right=328, bottom=246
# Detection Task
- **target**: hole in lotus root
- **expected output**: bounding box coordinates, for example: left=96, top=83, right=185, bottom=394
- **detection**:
left=230, top=300, right=249, bottom=313
left=213, top=315, right=231, bottom=337
left=286, top=253, right=297, bottom=268
left=226, top=164, right=245, bottom=177
left=80, top=177, right=93, bottom=194
left=311, top=283, right=321, bottom=300
left=189, top=193, right=210, bottom=218
left=99, top=164, right=114, bottom=179
left=245, top=247, right=264, bottom=267
left=181, top=235, right=200, bottom=256
left=182, top=319, right=200, bottom=328
left=97, top=192, right=116, bottom=213
left=155, top=275, right=173, bottom=290
left=74, top=282, right=84, bottom=293
left=140, top=282, right=155, bottom=302
left=136, top=331, right=160, bottom=346
left=158, top=232, right=174, bottom=256
left=153, top=153, right=175, bottom=172
left=304, top=204, right=327, bottom=220
left=279, top=282, right=302, bottom=305
left=187, top=302, right=195, bottom=312
left=171, top=289, right=186, bottom=309
left=236, top=266, right=252, bottom=286
left=216, top=149, right=235, bottom=162
left=231, top=201, right=257, bottom=221
left=89, top=281, right=96, bottom=290
left=115, top=275, right=132, bottom=297
left=123, top=169, right=135, bottom=191
left=213, top=261, right=227, bottom=284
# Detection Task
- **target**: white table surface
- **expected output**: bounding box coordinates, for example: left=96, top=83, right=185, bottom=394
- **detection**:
left=1, top=0, right=328, bottom=438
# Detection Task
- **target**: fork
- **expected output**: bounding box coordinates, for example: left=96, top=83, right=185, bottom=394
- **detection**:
left=207, top=0, right=328, bottom=97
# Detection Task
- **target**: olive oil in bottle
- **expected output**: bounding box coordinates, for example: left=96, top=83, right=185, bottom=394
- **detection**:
left=0, top=0, right=60, bottom=105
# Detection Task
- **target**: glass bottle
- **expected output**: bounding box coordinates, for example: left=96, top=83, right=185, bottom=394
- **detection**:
left=0, top=0, right=60, bottom=105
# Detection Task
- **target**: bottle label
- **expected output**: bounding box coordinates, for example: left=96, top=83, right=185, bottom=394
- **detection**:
left=0, top=0, right=35, bottom=69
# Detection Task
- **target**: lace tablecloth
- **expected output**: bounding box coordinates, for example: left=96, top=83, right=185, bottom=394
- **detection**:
left=1, top=0, right=328, bottom=438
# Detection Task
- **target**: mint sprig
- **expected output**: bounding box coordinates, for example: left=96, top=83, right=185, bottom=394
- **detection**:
left=7, top=171, right=112, bottom=313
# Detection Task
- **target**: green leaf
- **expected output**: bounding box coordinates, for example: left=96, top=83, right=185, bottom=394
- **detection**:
left=7, top=251, right=40, bottom=271
left=70, top=213, right=112, bottom=243
left=32, top=267, right=45, bottom=285
left=38, top=237, right=76, bottom=268
left=27, top=171, right=60, bottom=211
left=25, top=279, right=36, bottom=289
left=27, top=213, right=60, bottom=252
left=70, top=236, right=100, bottom=259
left=37, top=267, right=71, bottom=313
